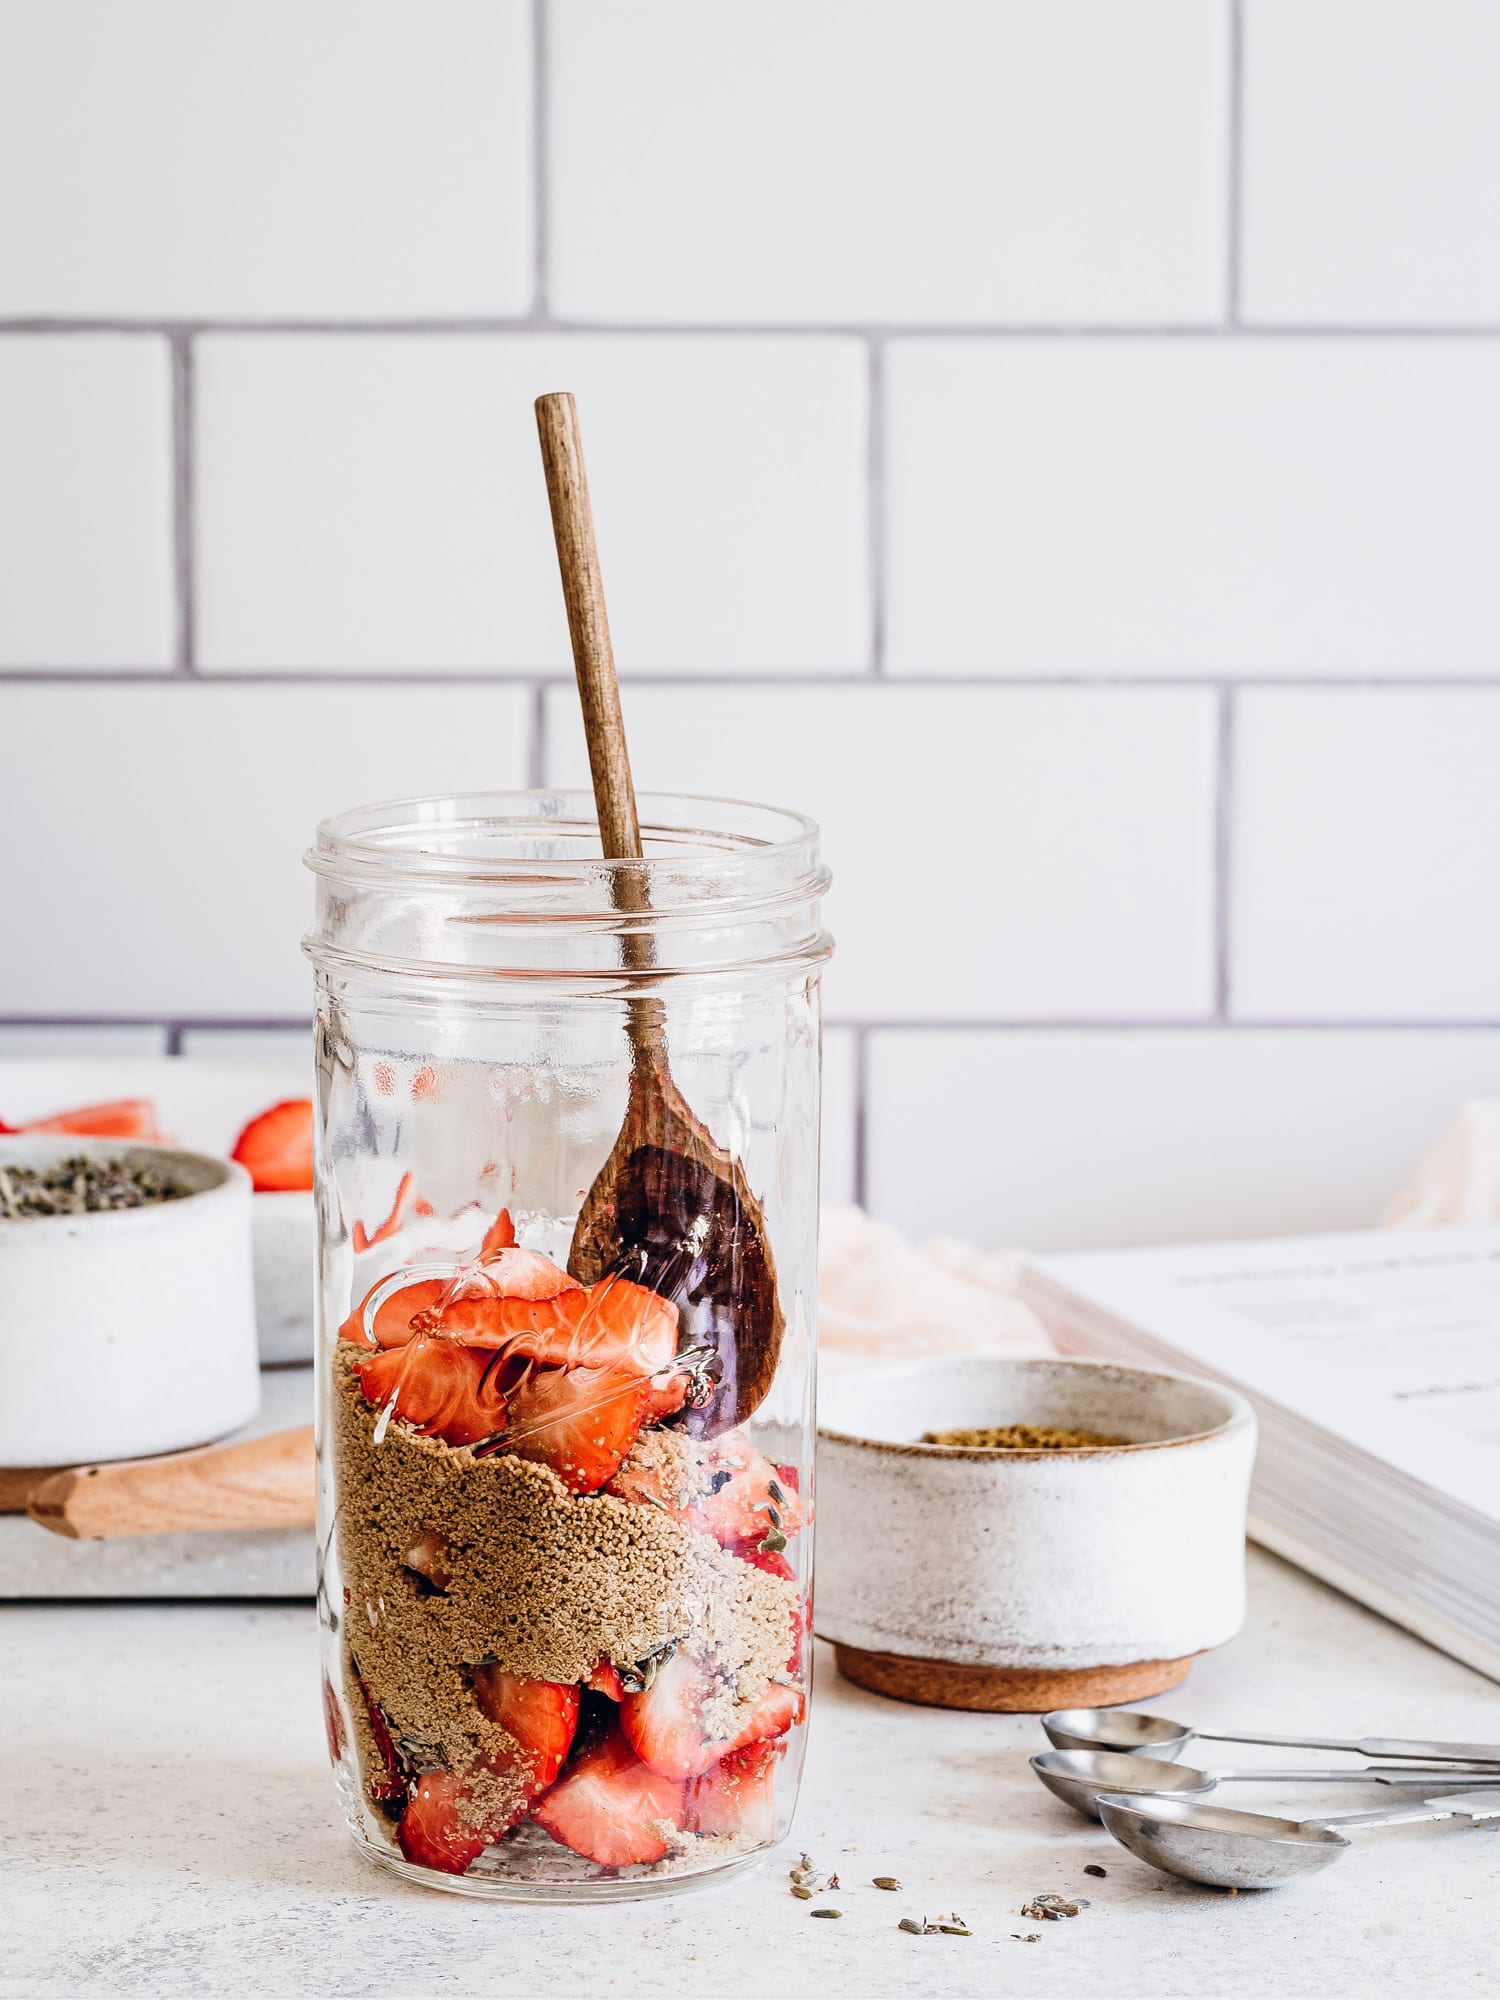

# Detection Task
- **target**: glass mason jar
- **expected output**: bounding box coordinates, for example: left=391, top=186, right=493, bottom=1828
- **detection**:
left=305, top=791, right=831, bottom=1900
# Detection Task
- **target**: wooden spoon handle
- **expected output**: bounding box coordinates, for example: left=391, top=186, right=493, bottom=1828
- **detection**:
left=27, top=1425, right=316, bottom=1540
left=535, top=391, right=642, bottom=865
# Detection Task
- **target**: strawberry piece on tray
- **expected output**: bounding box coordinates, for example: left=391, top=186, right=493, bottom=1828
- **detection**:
left=531, top=1725, right=684, bottom=1868
left=13, top=1097, right=162, bottom=1140
left=471, top=1666, right=580, bottom=1799
left=230, top=1099, right=314, bottom=1193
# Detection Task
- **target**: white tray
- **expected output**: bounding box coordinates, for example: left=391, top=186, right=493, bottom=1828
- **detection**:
left=0, top=1367, right=315, bottom=1599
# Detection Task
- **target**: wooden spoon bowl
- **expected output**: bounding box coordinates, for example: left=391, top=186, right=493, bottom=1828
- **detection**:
left=536, top=391, right=783, bottom=1433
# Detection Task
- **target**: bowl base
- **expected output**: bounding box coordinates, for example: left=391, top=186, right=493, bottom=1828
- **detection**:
left=832, top=1643, right=1197, bottom=1713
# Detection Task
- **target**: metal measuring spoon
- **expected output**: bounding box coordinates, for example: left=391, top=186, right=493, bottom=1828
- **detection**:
left=1095, top=1788, right=1500, bottom=1890
left=1041, top=1706, right=1500, bottom=1765
left=1031, top=1749, right=1500, bottom=1824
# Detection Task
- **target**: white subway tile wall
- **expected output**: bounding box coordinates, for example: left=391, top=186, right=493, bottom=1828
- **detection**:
left=0, top=338, right=175, bottom=668
left=868, top=1030, right=1500, bottom=1250
left=547, top=0, right=1230, bottom=325
left=543, top=684, right=1219, bottom=1022
left=1, top=1, right=1494, bottom=1252
left=886, top=339, right=1500, bottom=680
left=194, top=334, right=868, bottom=673
left=1242, top=0, right=1500, bottom=325
left=0, top=1, right=534, bottom=319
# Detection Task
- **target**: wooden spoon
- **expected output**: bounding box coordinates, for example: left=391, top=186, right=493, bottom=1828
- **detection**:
left=535, top=391, right=783, bottom=1433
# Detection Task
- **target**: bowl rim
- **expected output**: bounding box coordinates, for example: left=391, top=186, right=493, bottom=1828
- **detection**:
left=0, top=1134, right=249, bottom=1229
left=816, top=1354, right=1255, bottom=1460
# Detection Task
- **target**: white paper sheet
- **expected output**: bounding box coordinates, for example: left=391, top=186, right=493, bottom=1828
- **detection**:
left=1031, top=1225, right=1500, bottom=1521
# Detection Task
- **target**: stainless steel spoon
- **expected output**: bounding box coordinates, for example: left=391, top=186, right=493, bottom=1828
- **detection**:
left=1032, top=1748, right=1500, bottom=1824
left=1042, top=1706, right=1500, bottom=1765
left=1095, top=1788, right=1500, bottom=1890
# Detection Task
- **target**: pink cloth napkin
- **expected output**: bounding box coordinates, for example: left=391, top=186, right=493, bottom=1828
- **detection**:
left=817, top=1203, right=1053, bottom=1367
left=1383, top=1099, right=1500, bottom=1227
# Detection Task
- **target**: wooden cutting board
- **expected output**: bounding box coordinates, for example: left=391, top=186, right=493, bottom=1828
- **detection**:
left=0, top=1367, right=315, bottom=1598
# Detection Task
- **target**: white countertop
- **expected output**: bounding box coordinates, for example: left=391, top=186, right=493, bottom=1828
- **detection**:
left=5, top=1548, right=1498, bottom=1999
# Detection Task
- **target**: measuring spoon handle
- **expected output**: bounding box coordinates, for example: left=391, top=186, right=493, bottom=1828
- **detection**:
left=1213, top=1766, right=1500, bottom=1785
left=1201, top=1728, right=1500, bottom=1763
left=1310, top=1790, right=1500, bottom=1832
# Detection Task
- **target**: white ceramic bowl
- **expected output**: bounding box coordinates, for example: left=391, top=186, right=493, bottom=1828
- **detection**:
left=0, top=1136, right=261, bottom=1466
left=250, top=1191, right=316, bottom=1364
left=816, top=1355, right=1256, bottom=1712
left=0, top=1057, right=317, bottom=1364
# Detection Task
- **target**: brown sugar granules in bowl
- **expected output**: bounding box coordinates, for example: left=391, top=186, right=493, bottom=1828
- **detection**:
left=921, top=1424, right=1125, bottom=1450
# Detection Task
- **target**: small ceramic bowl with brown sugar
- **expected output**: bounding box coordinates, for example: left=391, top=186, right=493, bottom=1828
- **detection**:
left=815, top=1355, right=1255, bottom=1713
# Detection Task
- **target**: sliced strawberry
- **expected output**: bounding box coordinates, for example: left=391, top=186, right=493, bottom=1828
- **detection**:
left=619, top=1646, right=717, bottom=1778
left=397, top=1768, right=495, bottom=1876
left=402, top=1527, right=452, bottom=1593
left=322, top=1675, right=345, bottom=1766
left=426, top=1249, right=581, bottom=1323
left=644, top=1370, right=691, bottom=1420
left=621, top=1646, right=804, bottom=1779
left=19, top=1097, right=162, bottom=1140
left=353, top=1671, right=407, bottom=1808
left=531, top=1724, right=684, bottom=1867
left=690, top=1433, right=804, bottom=1548
left=479, top=1206, right=517, bottom=1257
left=726, top=1537, right=796, bottom=1582
left=351, top=1169, right=419, bottom=1252
left=682, top=1740, right=779, bottom=1842
left=504, top=1361, right=650, bottom=1495
left=471, top=1666, right=579, bottom=1798
left=355, top=1334, right=509, bottom=1447
left=338, top=1275, right=448, bottom=1350
left=717, top=1680, right=805, bottom=1763
left=229, top=1099, right=314, bottom=1193
left=587, top=1662, right=626, bottom=1703
left=434, top=1274, right=677, bottom=1376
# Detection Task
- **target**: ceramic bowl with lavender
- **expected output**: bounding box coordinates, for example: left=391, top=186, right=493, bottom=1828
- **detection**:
left=0, top=1135, right=260, bottom=1467
left=816, top=1355, right=1256, bottom=1712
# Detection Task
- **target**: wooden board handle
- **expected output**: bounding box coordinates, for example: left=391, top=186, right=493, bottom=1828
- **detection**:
left=27, top=1425, right=316, bottom=1540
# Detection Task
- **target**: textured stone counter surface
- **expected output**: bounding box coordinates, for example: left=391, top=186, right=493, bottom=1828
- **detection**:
left=4, top=1549, right=1498, bottom=1998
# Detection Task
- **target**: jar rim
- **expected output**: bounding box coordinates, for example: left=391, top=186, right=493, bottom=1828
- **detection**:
left=306, top=788, right=824, bottom=892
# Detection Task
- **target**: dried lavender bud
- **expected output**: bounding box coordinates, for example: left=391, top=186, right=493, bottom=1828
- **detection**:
left=0, top=1156, right=188, bottom=1218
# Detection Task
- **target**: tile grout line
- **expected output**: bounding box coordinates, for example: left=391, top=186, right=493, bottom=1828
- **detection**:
left=11, top=319, right=1500, bottom=340
left=6, top=669, right=1500, bottom=691
left=865, top=335, right=886, bottom=676
left=530, top=0, right=550, bottom=322
left=849, top=1025, right=870, bottom=1208
left=6, top=1015, right=1500, bottom=1035
left=1225, top=0, right=1245, bottom=327
left=528, top=680, right=548, bottom=788
left=1213, top=685, right=1235, bottom=1018
left=168, top=332, right=196, bottom=673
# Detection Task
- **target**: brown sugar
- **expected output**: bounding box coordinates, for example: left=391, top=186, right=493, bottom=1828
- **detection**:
left=330, top=1347, right=796, bottom=1860
left=921, top=1423, right=1125, bottom=1450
